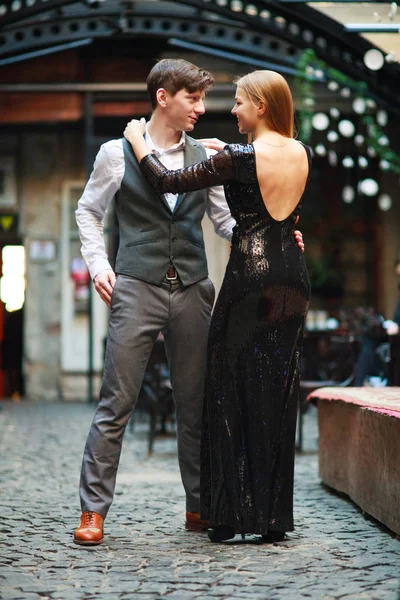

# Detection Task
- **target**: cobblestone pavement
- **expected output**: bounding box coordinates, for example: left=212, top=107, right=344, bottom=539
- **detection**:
left=0, top=400, right=399, bottom=600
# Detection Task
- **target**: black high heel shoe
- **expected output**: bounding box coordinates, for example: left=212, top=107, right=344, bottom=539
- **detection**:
left=261, top=531, right=286, bottom=543
left=207, top=525, right=236, bottom=542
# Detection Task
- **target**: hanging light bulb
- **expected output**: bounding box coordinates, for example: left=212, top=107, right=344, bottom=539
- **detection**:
left=231, top=0, right=243, bottom=11
left=354, top=134, right=365, bottom=147
left=303, top=97, right=315, bottom=107
left=388, top=2, right=397, bottom=20
left=352, top=98, right=366, bottom=114
left=379, top=159, right=391, bottom=170
left=328, top=151, right=338, bottom=166
left=376, top=110, right=388, bottom=126
left=312, top=113, right=330, bottom=131
left=329, top=107, right=340, bottom=119
left=378, top=135, right=389, bottom=146
left=338, top=120, right=356, bottom=137
left=366, top=99, right=377, bottom=109
left=340, top=87, right=351, bottom=98
left=342, top=186, right=355, bottom=203
left=364, top=49, right=385, bottom=70
left=378, top=194, right=392, bottom=211
left=385, top=52, right=397, bottom=64
left=328, top=81, right=339, bottom=92
left=358, top=156, right=368, bottom=169
left=359, top=178, right=379, bottom=196
left=327, top=131, right=339, bottom=143
left=342, top=156, right=355, bottom=168
left=367, top=147, right=377, bottom=158
left=315, top=144, right=327, bottom=156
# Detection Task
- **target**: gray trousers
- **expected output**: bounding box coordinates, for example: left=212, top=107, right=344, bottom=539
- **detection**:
left=79, top=274, right=215, bottom=517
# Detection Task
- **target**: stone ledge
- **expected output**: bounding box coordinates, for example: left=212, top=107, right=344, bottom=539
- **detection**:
left=309, top=387, right=400, bottom=536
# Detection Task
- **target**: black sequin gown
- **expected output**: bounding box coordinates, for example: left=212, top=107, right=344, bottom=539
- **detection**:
left=140, top=142, right=312, bottom=534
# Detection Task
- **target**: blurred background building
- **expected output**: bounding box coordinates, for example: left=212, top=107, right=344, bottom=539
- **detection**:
left=0, top=0, right=400, bottom=400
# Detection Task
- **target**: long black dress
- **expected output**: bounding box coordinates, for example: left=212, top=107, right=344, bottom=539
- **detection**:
left=140, top=142, right=311, bottom=535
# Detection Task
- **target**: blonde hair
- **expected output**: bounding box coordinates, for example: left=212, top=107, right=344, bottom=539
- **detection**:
left=235, top=70, right=294, bottom=138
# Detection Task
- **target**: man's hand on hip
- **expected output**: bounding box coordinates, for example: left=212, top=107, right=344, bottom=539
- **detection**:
left=94, top=269, right=116, bottom=307
left=294, top=230, right=304, bottom=253
left=294, top=216, right=304, bottom=253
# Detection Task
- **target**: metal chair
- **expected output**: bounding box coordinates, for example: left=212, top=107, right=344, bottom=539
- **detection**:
left=297, top=335, right=357, bottom=452
left=130, top=339, right=175, bottom=455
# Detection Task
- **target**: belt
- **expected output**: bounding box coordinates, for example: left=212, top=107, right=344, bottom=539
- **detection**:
left=166, top=266, right=178, bottom=280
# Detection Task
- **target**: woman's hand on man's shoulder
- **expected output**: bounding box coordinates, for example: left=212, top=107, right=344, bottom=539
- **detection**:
left=197, top=138, right=227, bottom=152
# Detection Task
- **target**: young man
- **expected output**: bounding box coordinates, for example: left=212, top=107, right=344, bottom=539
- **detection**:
left=74, top=58, right=304, bottom=545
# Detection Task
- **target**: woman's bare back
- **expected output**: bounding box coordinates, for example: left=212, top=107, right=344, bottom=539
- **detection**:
left=252, top=138, right=309, bottom=222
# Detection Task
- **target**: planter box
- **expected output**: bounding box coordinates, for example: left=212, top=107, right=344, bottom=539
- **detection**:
left=308, top=387, right=400, bottom=536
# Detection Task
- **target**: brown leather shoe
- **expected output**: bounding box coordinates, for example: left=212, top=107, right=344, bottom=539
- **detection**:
left=74, top=511, right=104, bottom=545
left=185, top=511, right=210, bottom=531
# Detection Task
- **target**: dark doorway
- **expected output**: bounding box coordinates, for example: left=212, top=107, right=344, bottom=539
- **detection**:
left=0, top=243, right=24, bottom=399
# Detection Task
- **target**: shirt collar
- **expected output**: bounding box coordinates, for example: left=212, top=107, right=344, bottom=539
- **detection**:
left=145, top=125, right=186, bottom=156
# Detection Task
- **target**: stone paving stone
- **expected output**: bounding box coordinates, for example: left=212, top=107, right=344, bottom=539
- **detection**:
left=164, top=593, right=203, bottom=600
left=2, top=594, right=47, bottom=600
left=1, top=401, right=400, bottom=600
left=204, top=585, right=237, bottom=595
left=340, top=596, right=381, bottom=600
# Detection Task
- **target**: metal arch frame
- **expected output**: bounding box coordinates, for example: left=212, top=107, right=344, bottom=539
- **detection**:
left=0, top=11, right=303, bottom=68
left=1, top=0, right=400, bottom=109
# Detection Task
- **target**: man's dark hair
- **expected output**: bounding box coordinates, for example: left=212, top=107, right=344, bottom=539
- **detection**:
left=146, top=58, right=214, bottom=109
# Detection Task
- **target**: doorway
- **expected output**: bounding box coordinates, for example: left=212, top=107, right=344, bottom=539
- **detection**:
left=0, top=244, right=25, bottom=399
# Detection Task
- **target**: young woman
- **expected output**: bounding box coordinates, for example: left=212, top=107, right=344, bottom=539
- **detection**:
left=124, top=70, right=311, bottom=543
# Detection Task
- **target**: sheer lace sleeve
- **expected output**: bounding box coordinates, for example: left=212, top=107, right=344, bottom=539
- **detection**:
left=140, top=146, right=237, bottom=195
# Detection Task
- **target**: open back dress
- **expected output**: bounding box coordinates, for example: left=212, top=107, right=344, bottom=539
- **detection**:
left=140, top=142, right=312, bottom=534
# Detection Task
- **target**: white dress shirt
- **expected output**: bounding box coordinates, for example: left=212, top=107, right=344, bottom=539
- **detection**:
left=76, top=130, right=236, bottom=279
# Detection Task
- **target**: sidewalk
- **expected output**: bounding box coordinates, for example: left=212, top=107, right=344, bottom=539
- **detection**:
left=0, top=400, right=399, bottom=600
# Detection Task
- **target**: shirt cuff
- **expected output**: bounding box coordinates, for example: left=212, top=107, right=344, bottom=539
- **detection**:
left=89, top=258, right=113, bottom=280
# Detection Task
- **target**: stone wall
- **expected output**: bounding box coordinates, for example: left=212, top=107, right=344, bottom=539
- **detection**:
left=18, top=131, right=84, bottom=400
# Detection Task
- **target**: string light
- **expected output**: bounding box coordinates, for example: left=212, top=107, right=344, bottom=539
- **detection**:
left=363, top=49, right=385, bottom=70
left=328, top=151, right=338, bottom=166
left=352, top=98, right=366, bottom=114
left=359, top=178, right=379, bottom=196
left=354, top=135, right=365, bottom=147
left=329, top=107, right=340, bottom=119
left=385, top=52, right=398, bottom=64
left=312, top=113, right=330, bottom=130
left=378, top=194, right=392, bottom=210
left=342, top=156, right=355, bottom=168
left=388, top=2, right=398, bottom=20
left=327, top=131, right=339, bottom=143
left=358, top=156, right=368, bottom=169
left=338, top=120, right=355, bottom=137
left=377, top=110, right=388, bottom=126
left=315, top=144, right=327, bottom=156
left=379, top=159, right=391, bottom=170
left=296, top=48, right=400, bottom=210
left=342, top=186, right=355, bottom=203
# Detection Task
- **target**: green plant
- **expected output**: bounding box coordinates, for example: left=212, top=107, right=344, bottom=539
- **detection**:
left=295, top=48, right=400, bottom=178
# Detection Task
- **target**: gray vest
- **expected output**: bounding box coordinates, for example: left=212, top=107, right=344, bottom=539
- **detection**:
left=114, top=135, right=208, bottom=286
